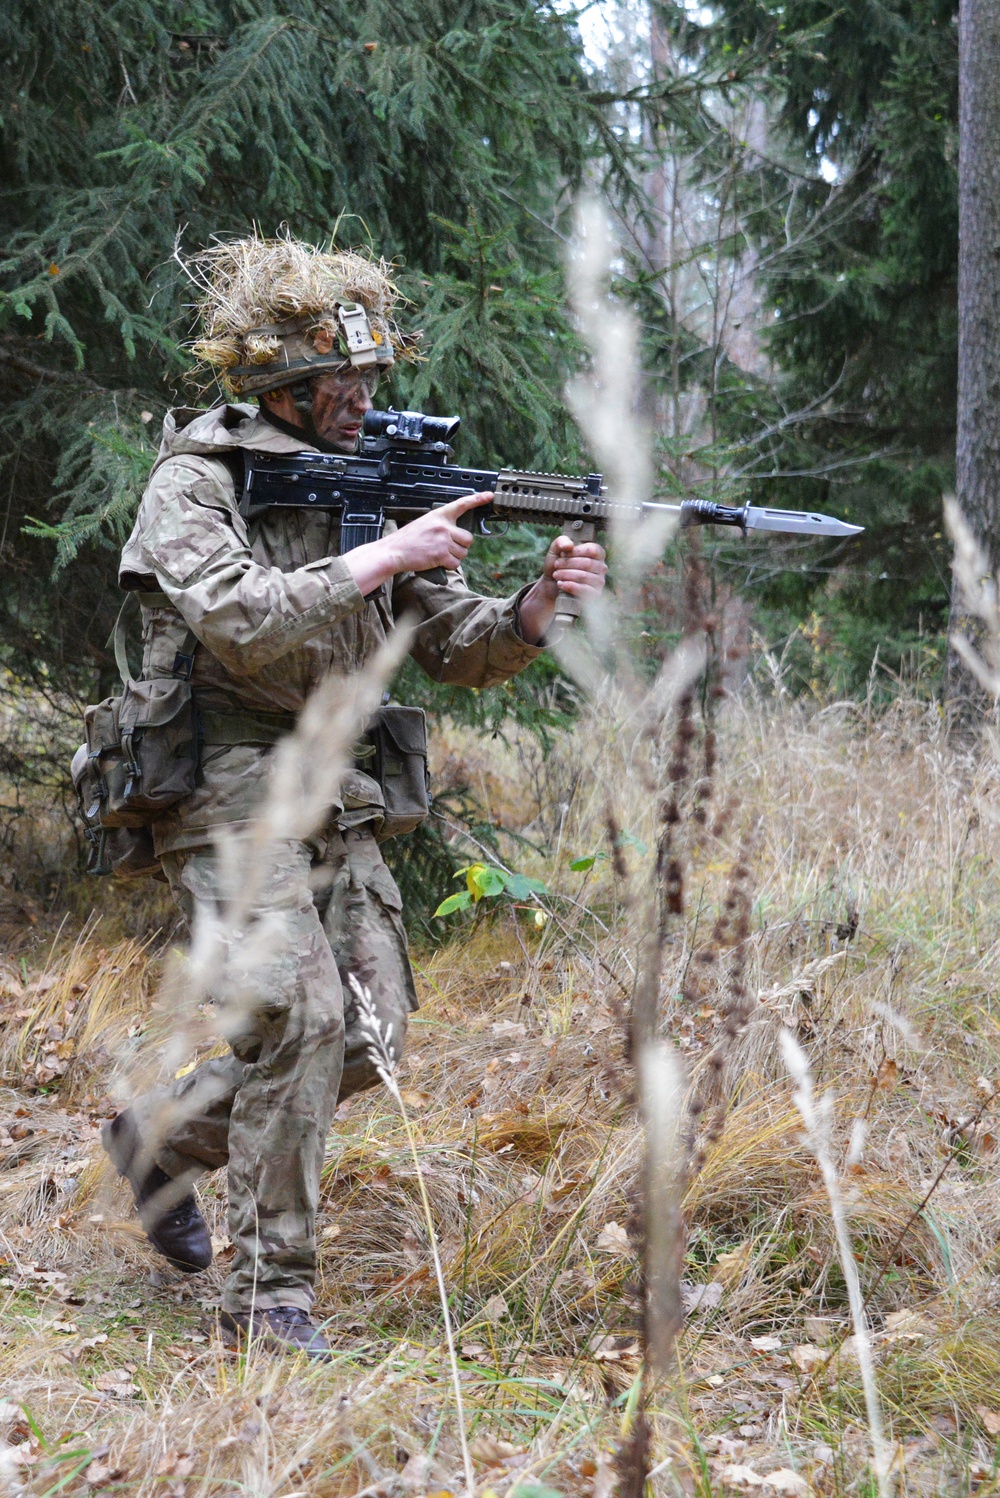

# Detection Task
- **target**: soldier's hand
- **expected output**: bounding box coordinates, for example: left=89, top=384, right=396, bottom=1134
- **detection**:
left=388, top=491, right=493, bottom=574
left=543, top=536, right=608, bottom=599
left=341, top=491, right=492, bottom=595
left=515, top=537, right=608, bottom=645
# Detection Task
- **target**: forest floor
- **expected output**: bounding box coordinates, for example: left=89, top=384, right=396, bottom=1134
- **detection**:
left=2, top=692, right=1000, bottom=1498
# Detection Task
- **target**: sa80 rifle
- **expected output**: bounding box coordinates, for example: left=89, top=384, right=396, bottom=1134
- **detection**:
left=239, top=408, right=863, bottom=630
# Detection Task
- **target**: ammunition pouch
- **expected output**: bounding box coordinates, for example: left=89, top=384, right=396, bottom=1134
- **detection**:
left=74, top=596, right=199, bottom=878
left=359, top=705, right=430, bottom=841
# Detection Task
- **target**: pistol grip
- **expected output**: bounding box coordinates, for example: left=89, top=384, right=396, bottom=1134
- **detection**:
left=553, top=518, right=595, bottom=631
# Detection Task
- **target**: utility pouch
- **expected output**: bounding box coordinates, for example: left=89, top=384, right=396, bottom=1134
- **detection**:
left=75, top=596, right=200, bottom=874
left=71, top=744, right=166, bottom=879
left=360, top=704, right=430, bottom=840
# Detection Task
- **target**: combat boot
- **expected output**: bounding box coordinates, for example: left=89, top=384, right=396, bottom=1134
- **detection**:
left=217, top=1307, right=334, bottom=1361
left=101, top=1109, right=213, bottom=1274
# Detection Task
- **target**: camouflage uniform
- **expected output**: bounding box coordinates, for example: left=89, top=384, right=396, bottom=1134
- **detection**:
left=120, top=402, right=544, bottom=1311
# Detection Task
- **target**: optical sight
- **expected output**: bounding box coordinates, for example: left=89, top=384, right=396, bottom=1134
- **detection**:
left=363, top=409, right=461, bottom=446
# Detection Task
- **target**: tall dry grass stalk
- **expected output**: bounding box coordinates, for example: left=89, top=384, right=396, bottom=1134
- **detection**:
left=557, top=198, right=722, bottom=1494
left=780, top=1029, right=891, bottom=1496
left=354, top=975, right=474, bottom=1497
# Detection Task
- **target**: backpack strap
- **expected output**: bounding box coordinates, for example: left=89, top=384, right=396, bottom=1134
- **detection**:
left=111, top=591, right=199, bottom=684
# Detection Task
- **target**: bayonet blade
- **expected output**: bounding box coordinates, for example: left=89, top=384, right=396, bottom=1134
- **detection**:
left=743, top=505, right=863, bottom=538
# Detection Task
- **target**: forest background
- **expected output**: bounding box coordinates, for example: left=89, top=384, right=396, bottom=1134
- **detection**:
left=0, top=0, right=962, bottom=915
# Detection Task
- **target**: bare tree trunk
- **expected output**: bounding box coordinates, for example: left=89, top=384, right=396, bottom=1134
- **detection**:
left=947, top=0, right=1000, bottom=728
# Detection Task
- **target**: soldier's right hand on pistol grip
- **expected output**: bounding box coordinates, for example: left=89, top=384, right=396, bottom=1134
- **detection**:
left=341, top=491, right=491, bottom=596
left=387, top=490, right=492, bottom=574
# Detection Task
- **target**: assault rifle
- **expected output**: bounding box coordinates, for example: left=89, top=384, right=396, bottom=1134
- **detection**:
left=239, top=408, right=863, bottom=627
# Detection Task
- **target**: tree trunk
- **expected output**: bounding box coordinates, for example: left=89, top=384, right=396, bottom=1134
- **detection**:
left=947, top=0, right=1000, bottom=728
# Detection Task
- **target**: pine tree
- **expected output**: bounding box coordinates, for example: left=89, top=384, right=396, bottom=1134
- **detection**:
left=663, top=0, right=959, bottom=691
left=0, top=0, right=667, bottom=728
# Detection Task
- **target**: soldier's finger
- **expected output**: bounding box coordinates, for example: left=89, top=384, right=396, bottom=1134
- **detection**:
left=437, top=490, right=494, bottom=520
left=553, top=568, right=605, bottom=589
left=445, top=526, right=475, bottom=555
left=553, top=557, right=606, bottom=578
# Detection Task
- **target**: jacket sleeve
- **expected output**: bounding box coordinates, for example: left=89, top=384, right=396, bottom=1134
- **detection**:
left=124, top=456, right=365, bottom=675
left=392, top=567, right=546, bottom=688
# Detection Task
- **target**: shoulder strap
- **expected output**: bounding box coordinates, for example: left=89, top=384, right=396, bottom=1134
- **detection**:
left=110, top=592, right=199, bottom=685
left=109, top=597, right=137, bottom=690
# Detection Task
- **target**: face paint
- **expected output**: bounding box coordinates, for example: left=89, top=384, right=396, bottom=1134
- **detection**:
left=309, top=369, right=378, bottom=452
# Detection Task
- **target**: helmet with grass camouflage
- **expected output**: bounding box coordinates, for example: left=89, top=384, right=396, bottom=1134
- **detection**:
left=184, top=232, right=420, bottom=398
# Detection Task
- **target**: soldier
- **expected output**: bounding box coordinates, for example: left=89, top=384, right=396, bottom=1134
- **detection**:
left=101, top=235, right=607, bottom=1359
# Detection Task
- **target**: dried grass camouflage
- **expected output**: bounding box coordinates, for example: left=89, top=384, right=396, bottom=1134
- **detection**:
left=181, top=232, right=420, bottom=395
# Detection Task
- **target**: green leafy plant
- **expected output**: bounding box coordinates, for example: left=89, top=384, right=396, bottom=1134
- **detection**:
left=433, top=861, right=548, bottom=918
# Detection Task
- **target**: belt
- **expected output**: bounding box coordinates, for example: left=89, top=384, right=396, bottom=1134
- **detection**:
left=198, top=705, right=297, bottom=747
left=197, top=704, right=378, bottom=760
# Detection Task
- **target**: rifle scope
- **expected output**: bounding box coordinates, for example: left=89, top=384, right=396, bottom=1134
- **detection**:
left=364, top=408, right=461, bottom=446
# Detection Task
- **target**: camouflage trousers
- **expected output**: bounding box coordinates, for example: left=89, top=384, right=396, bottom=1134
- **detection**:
left=130, top=825, right=417, bottom=1312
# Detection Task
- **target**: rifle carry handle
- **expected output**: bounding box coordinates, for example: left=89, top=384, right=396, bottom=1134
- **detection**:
left=552, top=518, right=596, bottom=632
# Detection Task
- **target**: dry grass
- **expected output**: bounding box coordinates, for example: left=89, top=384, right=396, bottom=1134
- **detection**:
left=181, top=230, right=417, bottom=392
left=3, top=690, right=1000, bottom=1495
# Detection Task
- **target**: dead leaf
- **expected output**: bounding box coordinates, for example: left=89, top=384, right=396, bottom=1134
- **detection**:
left=470, top=1436, right=524, bottom=1466
left=591, top=1334, right=640, bottom=1362
left=883, top=1308, right=933, bottom=1342
left=713, top=1241, right=753, bottom=1288
left=592, top=1451, right=616, bottom=1498
left=95, top=1369, right=138, bottom=1397
left=875, top=1057, right=899, bottom=1089
left=977, top=1406, right=1000, bottom=1437
left=789, top=1344, right=825, bottom=1374
left=401, top=1453, right=448, bottom=1491
left=749, top=1335, right=782, bottom=1353
left=491, top=1021, right=526, bottom=1038
left=481, top=1293, right=508, bottom=1323
left=803, top=1315, right=842, bottom=1343
left=719, top=1464, right=765, bottom=1489
left=762, top=1470, right=812, bottom=1496
left=85, top=1452, right=124, bottom=1487
left=682, top=1281, right=724, bottom=1313
left=595, top=1221, right=631, bottom=1255
left=157, top=1452, right=194, bottom=1478
left=399, top=1090, right=431, bottom=1111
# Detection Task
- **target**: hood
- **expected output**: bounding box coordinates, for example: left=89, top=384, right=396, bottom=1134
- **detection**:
left=149, top=401, right=319, bottom=475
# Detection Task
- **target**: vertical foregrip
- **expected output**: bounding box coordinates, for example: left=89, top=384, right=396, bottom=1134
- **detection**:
left=553, top=518, right=596, bottom=632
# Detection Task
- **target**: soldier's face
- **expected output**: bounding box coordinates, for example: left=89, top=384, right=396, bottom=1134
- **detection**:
left=309, top=369, right=377, bottom=451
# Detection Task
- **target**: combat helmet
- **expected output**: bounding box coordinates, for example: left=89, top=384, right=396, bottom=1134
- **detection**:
left=184, top=231, right=419, bottom=402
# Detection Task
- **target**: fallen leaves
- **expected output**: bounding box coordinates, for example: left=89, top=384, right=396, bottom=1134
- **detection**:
left=977, top=1406, right=1000, bottom=1437
left=789, top=1343, right=826, bottom=1374
left=594, top=1221, right=630, bottom=1255
left=717, top=1466, right=812, bottom=1496
left=470, top=1435, right=525, bottom=1467
left=85, top=1450, right=126, bottom=1487
left=682, top=1280, right=724, bottom=1313
left=95, top=1368, right=139, bottom=1398
left=713, top=1240, right=753, bottom=1287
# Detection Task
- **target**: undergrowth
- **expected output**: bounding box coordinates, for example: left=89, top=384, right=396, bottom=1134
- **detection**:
left=2, top=689, right=1000, bottom=1494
